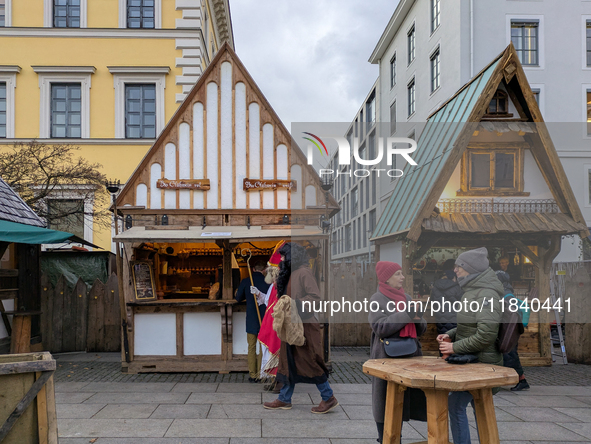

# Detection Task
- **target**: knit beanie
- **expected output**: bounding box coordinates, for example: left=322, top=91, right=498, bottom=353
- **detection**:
left=455, top=247, right=489, bottom=275
left=376, top=261, right=402, bottom=283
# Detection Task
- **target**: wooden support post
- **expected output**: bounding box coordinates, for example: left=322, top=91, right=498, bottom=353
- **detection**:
left=10, top=315, right=31, bottom=354
left=401, top=239, right=416, bottom=297
left=222, top=240, right=232, bottom=300
left=470, top=388, right=499, bottom=444
left=424, top=388, right=450, bottom=444
left=537, top=236, right=561, bottom=361
left=382, top=381, right=405, bottom=444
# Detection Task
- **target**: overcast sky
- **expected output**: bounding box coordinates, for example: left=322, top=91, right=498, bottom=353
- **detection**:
left=230, top=0, right=398, bottom=130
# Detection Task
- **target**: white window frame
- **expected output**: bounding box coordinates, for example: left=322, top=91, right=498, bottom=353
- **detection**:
left=2, top=0, right=12, bottom=26
left=528, top=83, right=544, bottom=117
left=583, top=16, right=591, bottom=70
left=430, top=45, right=441, bottom=94
left=0, top=66, right=19, bottom=139
left=506, top=14, right=545, bottom=69
left=109, top=67, right=168, bottom=139
left=584, top=84, right=591, bottom=140
left=407, top=22, right=416, bottom=66
left=585, top=164, right=591, bottom=208
left=34, top=66, right=94, bottom=139
left=430, top=0, right=440, bottom=35
left=390, top=52, right=396, bottom=89
left=119, top=0, right=162, bottom=29
left=44, top=0, right=87, bottom=28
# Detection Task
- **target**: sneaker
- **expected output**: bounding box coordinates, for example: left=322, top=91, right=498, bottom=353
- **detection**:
left=263, top=399, right=292, bottom=410
left=311, top=396, right=339, bottom=414
left=511, top=379, right=530, bottom=391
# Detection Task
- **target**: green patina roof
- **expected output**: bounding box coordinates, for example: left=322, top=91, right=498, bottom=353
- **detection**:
left=371, top=55, right=502, bottom=241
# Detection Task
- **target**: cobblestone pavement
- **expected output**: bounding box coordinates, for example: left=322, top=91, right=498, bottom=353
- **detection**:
left=53, top=347, right=591, bottom=386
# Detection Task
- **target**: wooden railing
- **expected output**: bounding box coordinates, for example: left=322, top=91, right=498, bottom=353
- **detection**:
left=436, top=198, right=559, bottom=214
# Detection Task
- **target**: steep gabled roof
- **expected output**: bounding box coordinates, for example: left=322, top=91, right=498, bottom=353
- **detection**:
left=372, top=44, right=588, bottom=243
left=117, top=42, right=337, bottom=213
left=0, top=177, right=45, bottom=227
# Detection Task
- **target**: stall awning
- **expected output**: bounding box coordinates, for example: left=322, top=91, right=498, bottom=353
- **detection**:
left=113, top=225, right=328, bottom=243
left=0, top=219, right=99, bottom=248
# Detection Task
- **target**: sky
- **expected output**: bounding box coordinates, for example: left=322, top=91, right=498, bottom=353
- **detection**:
left=230, top=0, right=398, bottom=130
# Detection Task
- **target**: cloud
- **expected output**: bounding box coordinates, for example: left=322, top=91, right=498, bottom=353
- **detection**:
left=230, top=0, right=397, bottom=130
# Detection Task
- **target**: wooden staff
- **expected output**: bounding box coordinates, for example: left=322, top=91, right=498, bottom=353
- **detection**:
left=242, top=248, right=262, bottom=326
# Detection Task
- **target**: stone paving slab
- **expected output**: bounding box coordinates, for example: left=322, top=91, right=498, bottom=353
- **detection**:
left=496, top=421, right=589, bottom=441
left=262, top=392, right=314, bottom=405
left=340, top=405, right=374, bottom=420
left=56, top=392, right=95, bottom=404
left=165, top=419, right=261, bottom=438
left=215, top=382, right=279, bottom=393
left=171, top=383, right=219, bottom=393
left=57, top=418, right=173, bottom=438
left=93, top=404, right=158, bottom=419
left=230, top=439, right=329, bottom=444
left=500, top=386, right=591, bottom=397
left=261, top=419, right=377, bottom=439
left=83, top=382, right=176, bottom=393
left=150, top=404, right=211, bottom=419
left=499, top=406, right=583, bottom=422
left=468, top=407, right=523, bottom=422
left=571, top=396, right=591, bottom=406
left=56, top=403, right=106, bottom=419
left=555, top=422, right=591, bottom=440
left=497, top=395, right=591, bottom=408
left=310, top=393, right=372, bottom=406
left=329, top=383, right=372, bottom=394
left=55, top=382, right=90, bottom=392
left=59, top=439, right=229, bottom=444
left=207, top=403, right=349, bottom=420
left=555, top=407, right=591, bottom=422
left=186, top=393, right=262, bottom=404
left=84, top=392, right=190, bottom=404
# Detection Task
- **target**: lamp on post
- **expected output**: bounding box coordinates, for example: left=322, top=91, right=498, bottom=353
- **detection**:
left=320, top=173, right=333, bottom=234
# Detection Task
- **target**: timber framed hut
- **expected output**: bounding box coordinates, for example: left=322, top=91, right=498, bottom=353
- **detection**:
left=371, top=44, right=589, bottom=366
left=113, top=43, right=338, bottom=374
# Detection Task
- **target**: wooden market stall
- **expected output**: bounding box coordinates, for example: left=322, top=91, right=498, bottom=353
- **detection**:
left=113, top=44, right=338, bottom=374
left=371, top=44, right=589, bottom=366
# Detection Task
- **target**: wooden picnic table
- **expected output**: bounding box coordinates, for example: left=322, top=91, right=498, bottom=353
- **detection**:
left=363, top=356, right=518, bottom=444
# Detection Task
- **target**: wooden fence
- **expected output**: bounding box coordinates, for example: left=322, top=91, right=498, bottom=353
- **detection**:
left=329, top=258, right=375, bottom=346
left=40, top=273, right=121, bottom=353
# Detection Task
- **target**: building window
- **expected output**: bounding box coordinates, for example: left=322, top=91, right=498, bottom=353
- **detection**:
left=587, top=90, right=591, bottom=136
left=390, top=54, right=396, bottom=88
left=354, top=117, right=358, bottom=138
left=390, top=101, right=397, bottom=135
left=51, top=83, right=81, bottom=138
left=346, top=128, right=353, bottom=150
left=366, top=92, right=376, bottom=127
left=357, top=219, right=361, bottom=250
left=125, top=84, right=156, bottom=138
left=460, top=146, right=526, bottom=195
left=363, top=214, right=367, bottom=248
left=0, top=82, right=5, bottom=138
left=371, top=174, right=376, bottom=205
left=587, top=21, right=591, bottom=67
left=345, top=224, right=351, bottom=252
left=48, top=198, right=85, bottom=238
left=511, top=20, right=539, bottom=66
left=431, top=0, right=440, bottom=33
left=532, top=89, right=540, bottom=104
left=588, top=167, right=591, bottom=205
left=53, top=0, right=80, bottom=28
left=407, top=25, right=415, bottom=65
left=127, top=0, right=154, bottom=28
left=0, top=0, right=5, bottom=27
left=351, top=187, right=359, bottom=217
left=368, top=133, right=375, bottom=160
left=407, top=78, right=416, bottom=117
left=340, top=170, right=346, bottom=195
left=360, top=109, right=364, bottom=139
left=487, top=90, right=511, bottom=116
left=430, top=47, right=440, bottom=93
left=369, top=209, right=376, bottom=236
left=360, top=181, right=364, bottom=211
left=365, top=177, right=369, bottom=210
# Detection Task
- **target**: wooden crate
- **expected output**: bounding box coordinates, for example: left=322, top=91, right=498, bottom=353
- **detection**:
left=0, top=352, right=58, bottom=444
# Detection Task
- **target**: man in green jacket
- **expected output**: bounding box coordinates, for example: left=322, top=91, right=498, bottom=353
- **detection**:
left=437, top=247, right=503, bottom=444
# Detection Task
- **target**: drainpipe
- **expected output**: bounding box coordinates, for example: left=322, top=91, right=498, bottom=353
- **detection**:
left=470, top=0, right=474, bottom=78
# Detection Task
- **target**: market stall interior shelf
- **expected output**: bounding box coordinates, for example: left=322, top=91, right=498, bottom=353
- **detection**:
left=113, top=43, right=337, bottom=373
left=363, top=356, right=518, bottom=444
left=371, top=44, right=589, bottom=366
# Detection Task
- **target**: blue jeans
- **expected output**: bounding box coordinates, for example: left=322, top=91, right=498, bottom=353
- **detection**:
left=278, top=381, right=333, bottom=404
left=448, top=391, right=478, bottom=444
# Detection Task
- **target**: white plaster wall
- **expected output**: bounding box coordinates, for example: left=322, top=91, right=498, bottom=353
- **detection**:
left=184, top=312, right=222, bottom=355
left=232, top=312, right=249, bottom=355
left=164, top=143, right=177, bottom=209
left=235, top=82, right=247, bottom=209
left=134, top=313, right=176, bottom=355
left=150, top=163, right=162, bottom=209
left=379, top=240, right=403, bottom=264
left=136, top=183, right=148, bottom=207
left=555, top=235, right=583, bottom=263
left=206, top=82, right=218, bottom=209
left=179, top=123, right=191, bottom=209
left=193, top=102, right=205, bottom=209
left=220, top=62, right=233, bottom=209
left=248, top=102, right=261, bottom=209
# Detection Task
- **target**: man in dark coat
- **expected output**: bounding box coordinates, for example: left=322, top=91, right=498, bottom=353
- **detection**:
left=235, top=261, right=269, bottom=382
left=430, top=259, right=462, bottom=335
left=263, top=242, right=338, bottom=414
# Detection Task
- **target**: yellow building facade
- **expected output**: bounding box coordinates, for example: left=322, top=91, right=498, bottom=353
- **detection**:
left=0, top=0, right=233, bottom=250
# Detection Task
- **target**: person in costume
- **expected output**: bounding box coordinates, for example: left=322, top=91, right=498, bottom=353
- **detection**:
left=263, top=242, right=338, bottom=414
left=254, top=240, right=285, bottom=392
left=235, top=260, right=269, bottom=382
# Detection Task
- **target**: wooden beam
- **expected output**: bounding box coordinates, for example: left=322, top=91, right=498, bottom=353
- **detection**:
left=511, top=241, right=542, bottom=269
left=401, top=239, right=415, bottom=296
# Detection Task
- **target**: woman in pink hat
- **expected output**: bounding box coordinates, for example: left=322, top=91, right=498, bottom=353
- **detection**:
left=369, top=261, right=427, bottom=443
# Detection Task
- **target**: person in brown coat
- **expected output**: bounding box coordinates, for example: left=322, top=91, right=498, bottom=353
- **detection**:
left=263, top=242, right=338, bottom=414
left=369, top=261, right=427, bottom=443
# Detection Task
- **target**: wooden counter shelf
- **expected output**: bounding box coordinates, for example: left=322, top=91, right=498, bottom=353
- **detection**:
left=127, top=299, right=238, bottom=307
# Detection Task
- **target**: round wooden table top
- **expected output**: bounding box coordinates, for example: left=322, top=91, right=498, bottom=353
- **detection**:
left=363, top=356, right=519, bottom=391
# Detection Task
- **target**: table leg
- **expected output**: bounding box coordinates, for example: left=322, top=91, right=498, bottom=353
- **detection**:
left=469, top=388, right=500, bottom=444
left=383, top=381, right=405, bottom=444
left=423, top=388, right=450, bottom=444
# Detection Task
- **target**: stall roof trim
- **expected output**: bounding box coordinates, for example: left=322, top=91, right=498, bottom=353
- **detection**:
left=371, top=44, right=588, bottom=243
left=0, top=177, right=46, bottom=227
left=113, top=226, right=327, bottom=243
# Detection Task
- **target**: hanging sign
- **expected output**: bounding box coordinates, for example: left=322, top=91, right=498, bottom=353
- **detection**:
left=131, top=261, right=157, bottom=301
left=243, top=178, right=297, bottom=192
left=156, top=179, right=210, bottom=190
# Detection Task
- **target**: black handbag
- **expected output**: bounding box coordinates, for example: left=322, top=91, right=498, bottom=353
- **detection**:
left=380, top=337, right=417, bottom=357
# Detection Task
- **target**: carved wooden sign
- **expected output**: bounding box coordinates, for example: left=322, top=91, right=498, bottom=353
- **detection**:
left=243, top=178, right=297, bottom=192
left=156, top=179, right=211, bottom=190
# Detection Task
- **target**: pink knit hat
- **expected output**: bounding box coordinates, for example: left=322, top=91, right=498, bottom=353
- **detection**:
left=376, top=261, right=402, bottom=283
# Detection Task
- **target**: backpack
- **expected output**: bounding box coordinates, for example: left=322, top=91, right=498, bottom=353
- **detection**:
left=497, top=294, right=525, bottom=353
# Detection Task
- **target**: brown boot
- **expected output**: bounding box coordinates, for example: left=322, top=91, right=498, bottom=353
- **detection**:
left=263, top=399, right=292, bottom=410
left=311, top=396, right=339, bottom=414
